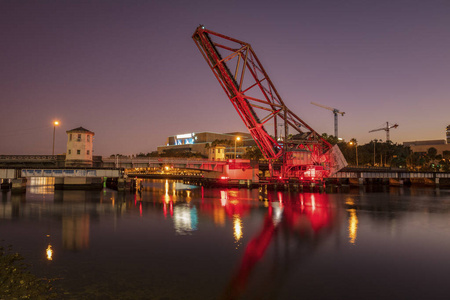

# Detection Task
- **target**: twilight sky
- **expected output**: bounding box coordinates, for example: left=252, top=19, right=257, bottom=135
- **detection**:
left=1, top=0, right=449, bottom=156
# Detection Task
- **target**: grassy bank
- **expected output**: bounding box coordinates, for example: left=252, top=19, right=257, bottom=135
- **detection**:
left=0, top=245, right=64, bottom=299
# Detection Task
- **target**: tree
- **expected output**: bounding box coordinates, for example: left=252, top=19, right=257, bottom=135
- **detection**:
left=427, top=147, right=438, bottom=160
left=242, top=146, right=264, bottom=161
left=321, top=133, right=339, bottom=145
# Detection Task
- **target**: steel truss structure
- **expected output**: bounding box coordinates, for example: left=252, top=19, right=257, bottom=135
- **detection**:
left=193, top=26, right=346, bottom=179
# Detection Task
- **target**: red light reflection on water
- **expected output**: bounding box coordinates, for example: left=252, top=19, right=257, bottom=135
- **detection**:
left=200, top=190, right=252, bottom=222
left=224, top=192, right=335, bottom=299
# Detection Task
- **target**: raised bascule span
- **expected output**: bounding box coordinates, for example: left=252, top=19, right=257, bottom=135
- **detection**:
left=192, top=26, right=347, bottom=181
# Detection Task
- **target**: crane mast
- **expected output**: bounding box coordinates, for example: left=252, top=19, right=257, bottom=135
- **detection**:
left=192, top=26, right=347, bottom=180
left=311, top=102, right=345, bottom=138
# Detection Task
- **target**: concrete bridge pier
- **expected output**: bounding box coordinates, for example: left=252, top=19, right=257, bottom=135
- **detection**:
left=54, top=177, right=103, bottom=190
left=11, top=178, right=27, bottom=193
left=55, top=178, right=64, bottom=189
left=117, top=178, right=126, bottom=192
left=1, top=179, right=11, bottom=190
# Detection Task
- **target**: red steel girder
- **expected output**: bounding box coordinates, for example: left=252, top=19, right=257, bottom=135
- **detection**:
left=192, top=26, right=334, bottom=176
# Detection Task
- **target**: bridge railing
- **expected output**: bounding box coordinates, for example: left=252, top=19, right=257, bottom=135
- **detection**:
left=0, top=155, right=57, bottom=160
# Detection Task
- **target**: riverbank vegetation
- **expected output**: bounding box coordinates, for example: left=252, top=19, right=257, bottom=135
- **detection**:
left=0, top=245, right=63, bottom=299
left=112, top=135, right=450, bottom=172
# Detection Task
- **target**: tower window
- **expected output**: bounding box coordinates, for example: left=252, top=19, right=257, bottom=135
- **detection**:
left=87, top=135, right=90, bottom=142
left=87, top=150, right=90, bottom=155
left=68, top=150, right=71, bottom=154
left=77, top=150, right=80, bottom=155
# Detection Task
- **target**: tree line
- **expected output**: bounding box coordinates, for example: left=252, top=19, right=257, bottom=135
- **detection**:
left=110, top=135, right=450, bottom=172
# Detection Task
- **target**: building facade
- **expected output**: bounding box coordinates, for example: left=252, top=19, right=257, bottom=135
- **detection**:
left=403, top=125, right=450, bottom=156
left=447, top=125, right=450, bottom=144
left=65, top=127, right=95, bottom=167
left=157, top=131, right=255, bottom=158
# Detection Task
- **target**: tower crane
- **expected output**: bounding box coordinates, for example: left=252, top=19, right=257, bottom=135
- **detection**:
left=311, top=102, right=345, bottom=138
left=192, top=26, right=347, bottom=180
left=369, top=122, right=399, bottom=142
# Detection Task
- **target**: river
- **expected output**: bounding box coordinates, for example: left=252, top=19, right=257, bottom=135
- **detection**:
left=1, top=178, right=450, bottom=299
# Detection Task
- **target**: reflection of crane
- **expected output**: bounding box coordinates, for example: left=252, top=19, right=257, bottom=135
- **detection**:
left=311, top=102, right=345, bottom=138
left=369, top=122, right=399, bottom=142
left=192, top=26, right=347, bottom=180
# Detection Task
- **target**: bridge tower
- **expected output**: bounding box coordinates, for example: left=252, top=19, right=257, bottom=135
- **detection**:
left=65, top=127, right=95, bottom=167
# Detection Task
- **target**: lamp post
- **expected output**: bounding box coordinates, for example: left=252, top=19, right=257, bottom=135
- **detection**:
left=373, top=140, right=376, bottom=166
left=350, top=141, right=358, bottom=166
left=52, top=121, right=59, bottom=156
left=234, top=137, right=241, bottom=159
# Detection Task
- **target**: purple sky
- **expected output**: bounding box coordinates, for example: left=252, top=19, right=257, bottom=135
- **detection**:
left=1, top=0, right=449, bottom=156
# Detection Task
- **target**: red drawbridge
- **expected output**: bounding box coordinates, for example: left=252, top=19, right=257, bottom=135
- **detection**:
left=192, top=26, right=346, bottom=181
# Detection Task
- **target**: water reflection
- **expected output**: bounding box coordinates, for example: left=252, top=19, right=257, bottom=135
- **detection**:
left=28, top=177, right=55, bottom=195
left=173, top=205, right=198, bottom=235
left=62, top=214, right=90, bottom=251
left=348, top=209, right=358, bottom=244
left=345, top=197, right=359, bottom=245
left=233, top=214, right=243, bottom=248
left=46, top=244, right=53, bottom=261
left=1, top=179, right=450, bottom=299
left=223, top=192, right=338, bottom=299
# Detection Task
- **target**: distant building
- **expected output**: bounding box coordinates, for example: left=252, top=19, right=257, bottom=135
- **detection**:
left=157, top=131, right=256, bottom=158
left=447, top=125, right=450, bottom=143
left=65, top=127, right=95, bottom=167
left=208, top=145, right=226, bottom=161
left=404, top=126, right=450, bottom=155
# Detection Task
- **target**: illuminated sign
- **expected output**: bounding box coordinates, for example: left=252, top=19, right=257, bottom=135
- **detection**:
left=176, top=133, right=194, bottom=139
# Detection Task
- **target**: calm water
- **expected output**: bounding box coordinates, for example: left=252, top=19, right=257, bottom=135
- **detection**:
left=1, top=179, right=450, bottom=299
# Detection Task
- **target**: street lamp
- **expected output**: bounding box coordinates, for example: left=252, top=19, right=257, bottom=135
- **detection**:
left=52, top=121, right=59, bottom=156
left=234, top=137, right=241, bottom=159
left=349, top=141, right=358, bottom=166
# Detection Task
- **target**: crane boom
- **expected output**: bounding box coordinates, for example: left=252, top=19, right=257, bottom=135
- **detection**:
left=311, top=101, right=345, bottom=138
left=192, top=26, right=347, bottom=179
left=369, top=122, right=399, bottom=141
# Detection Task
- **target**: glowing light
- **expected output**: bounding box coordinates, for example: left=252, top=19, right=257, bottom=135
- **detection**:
left=165, top=166, right=170, bottom=171
left=165, top=180, right=169, bottom=196
left=220, top=190, right=228, bottom=206
left=348, top=209, right=358, bottom=245
left=176, top=133, right=194, bottom=139
left=46, top=244, right=53, bottom=261
left=277, top=192, right=283, bottom=204
left=345, top=197, right=355, bottom=206
left=233, top=214, right=243, bottom=244
left=54, top=121, right=59, bottom=126
left=220, top=176, right=229, bottom=180
left=173, top=205, right=198, bottom=235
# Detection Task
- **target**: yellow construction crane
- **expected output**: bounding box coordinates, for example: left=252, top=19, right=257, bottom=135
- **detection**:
left=311, top=102, right=345, bottom=138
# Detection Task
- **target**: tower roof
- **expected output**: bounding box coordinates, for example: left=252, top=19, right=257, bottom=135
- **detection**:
left=66, top=127, right=95, bottom=135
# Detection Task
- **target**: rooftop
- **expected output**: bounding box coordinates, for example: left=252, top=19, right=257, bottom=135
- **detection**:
left=403, top=139, right=446, bottom=146
left=66, top=127, right=95, bottom=135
